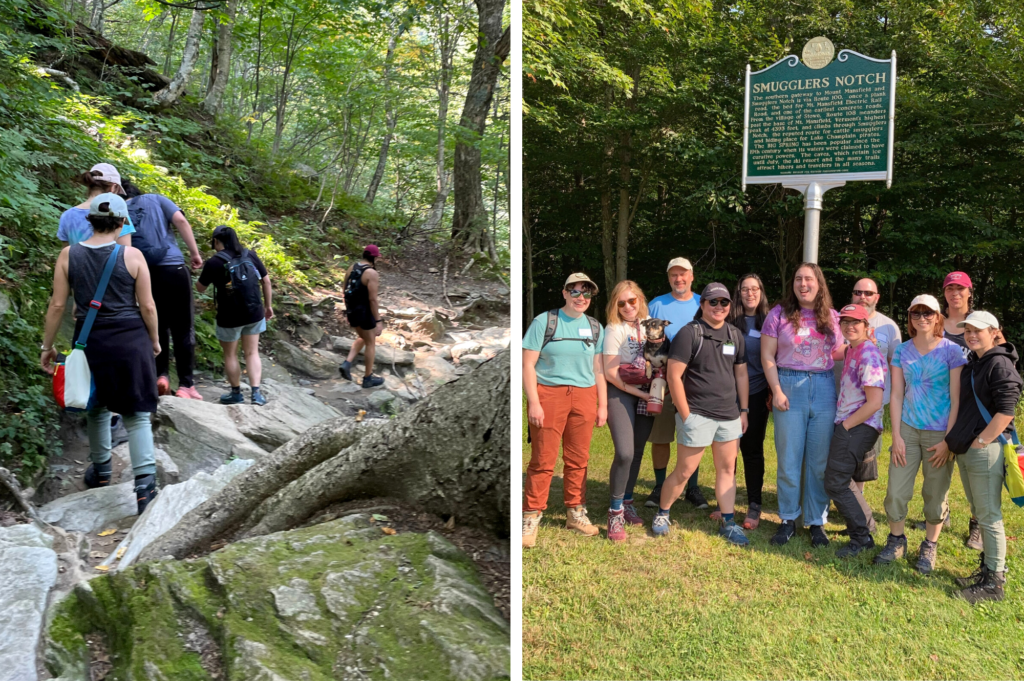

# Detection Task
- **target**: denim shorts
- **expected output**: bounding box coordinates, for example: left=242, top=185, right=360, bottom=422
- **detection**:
left=676, top=411, right=742, bottom=448
left=216, top=318, right=267, bottom=342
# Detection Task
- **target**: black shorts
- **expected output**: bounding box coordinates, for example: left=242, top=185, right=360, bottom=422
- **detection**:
left=346, top=306, right=377, bottom=331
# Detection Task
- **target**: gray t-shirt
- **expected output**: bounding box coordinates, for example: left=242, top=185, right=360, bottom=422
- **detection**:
left=126, top=193, right=185, bottom=267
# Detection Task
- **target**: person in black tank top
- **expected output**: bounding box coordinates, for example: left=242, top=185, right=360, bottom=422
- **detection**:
left=40, top=193, right=162, bottom=514
left=338, top=245, right=385, bottom=388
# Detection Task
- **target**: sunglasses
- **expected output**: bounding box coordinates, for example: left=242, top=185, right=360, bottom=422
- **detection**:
left=852, top=290, right=878, bottom=297
left=910, top=311, right=937, bottom=320
left=706, top=299, right=731, bottom=308
left=567, top=290, right=593, bottom=299
left=617, top=297, right=638, bottom=308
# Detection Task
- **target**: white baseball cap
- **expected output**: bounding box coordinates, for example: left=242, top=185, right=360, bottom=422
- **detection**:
left=956, top=310, right=1000, bottom=330
left=666, top=257, right=693, bottom=272
left=88, top=192, right=129, bottom=219
left=89, top=163, right=123, bottom=189
left=908, top=294, right=941, bottom=313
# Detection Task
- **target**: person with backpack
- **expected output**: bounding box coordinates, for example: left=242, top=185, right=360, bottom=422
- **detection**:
left=522, top=273, right=607, bottom=549
left=121, top=180, right=204, bottom=400
left=651, top=283, right=750, bottom=545
left=40, top=193, right=160, bottom=514
left=338, top=245, right=386, bottom=389
left=57, top=163, right=135, bottom=247
left=196, top=226, right=274, bottom=406
left=943, top=311, right=1022, bottom=603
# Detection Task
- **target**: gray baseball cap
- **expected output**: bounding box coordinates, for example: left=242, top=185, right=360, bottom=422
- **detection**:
left=88, top=192, right=129, bottom=219
left=701, top=282, right=730, bottom=301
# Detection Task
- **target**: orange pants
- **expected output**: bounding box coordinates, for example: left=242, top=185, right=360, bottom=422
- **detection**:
left=525, top=384, right=597, bottom=512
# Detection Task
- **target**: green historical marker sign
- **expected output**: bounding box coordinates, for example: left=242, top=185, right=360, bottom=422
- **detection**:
left=742, top=44, right=896, bottom=189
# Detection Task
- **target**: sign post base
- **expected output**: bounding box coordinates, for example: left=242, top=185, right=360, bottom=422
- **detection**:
left=782, top=180, right=846, bottom=263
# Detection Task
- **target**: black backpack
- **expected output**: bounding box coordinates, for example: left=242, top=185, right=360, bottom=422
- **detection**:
left=683, top=319, right=740, bottom=364
left=216, top=249, right=263, bottom=318
left=343, top=262, right=372, bottom=309
left=540, top=309, right=601, bottom=349
left=126, top=197, right=170, bottom=267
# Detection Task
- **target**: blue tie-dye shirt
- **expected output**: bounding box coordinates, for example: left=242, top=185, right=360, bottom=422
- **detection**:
left=891, top=338, right=968, bottom=431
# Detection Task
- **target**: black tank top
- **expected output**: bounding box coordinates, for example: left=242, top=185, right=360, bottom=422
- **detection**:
left=344, top=262, right=373, bottom=310
left=69, top=242, right=140, bottom=320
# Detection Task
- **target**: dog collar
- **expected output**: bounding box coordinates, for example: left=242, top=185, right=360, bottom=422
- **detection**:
left=646, top=337, right=666, bottom=344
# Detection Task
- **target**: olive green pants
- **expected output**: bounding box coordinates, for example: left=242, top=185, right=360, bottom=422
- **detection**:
left=958, top=442, right=1006, bottom=572
left=883, top=423, right=953, bottom=525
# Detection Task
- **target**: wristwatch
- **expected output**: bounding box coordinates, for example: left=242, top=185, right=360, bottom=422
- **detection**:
left=740, top=408, right=749, bottom=413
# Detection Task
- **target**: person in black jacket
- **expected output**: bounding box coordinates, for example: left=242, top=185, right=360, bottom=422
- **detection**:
left=944, top=311, right=1023, bottom=604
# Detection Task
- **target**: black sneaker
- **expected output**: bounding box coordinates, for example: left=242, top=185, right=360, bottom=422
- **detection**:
left=685, top=487, right=709, bottom=510
left=873, top=533, right=908, bottom=564
left=770, top=520, right=796, bottom=546
left=135, top=474, right=158, bottom=515
left=362, top=374, right=385, bottom=388
left=959, top=566, right=1006, bottom=604
left=955, top=553, right=987, bottom=587
left=965, top=517, right=983, bottom=551
left=916, top=539, right=938, bottom=574
left=836, top=536, right=875, bottom=559
left=644, top=484, right=663, bottom=509
left=809, top=525, right=830, bottom=548
left=339, top=360, right=352, bottom=381
left=83, top=460, right=112, bottom=488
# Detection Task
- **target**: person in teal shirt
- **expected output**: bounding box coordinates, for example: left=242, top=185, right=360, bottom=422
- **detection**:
left=522, top=273, right=608, bottom=549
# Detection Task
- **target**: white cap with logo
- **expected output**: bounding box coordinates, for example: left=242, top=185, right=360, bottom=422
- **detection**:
left=666, top=257, right=692, bottom=272
left=956, top=310, right=1000, bottom=330
left=908, top=294, right=941, bottom=313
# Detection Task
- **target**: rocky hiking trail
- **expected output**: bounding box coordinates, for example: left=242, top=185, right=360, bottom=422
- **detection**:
left=0, top=261, right=510, bottom=681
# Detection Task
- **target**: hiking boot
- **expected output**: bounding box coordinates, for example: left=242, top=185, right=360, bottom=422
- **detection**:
left=83, top=460, right=112, bottom=488
left=135, top=474, right=158, bottom=515
left=652, top=513, right=671, bottom=537
left=622, top=501, right=644, bottom=526
left=873, top=533, right=908, bottom=564
left=719, top=521, right=750, bottom=546
left=809, top=524, right=830, bottom=548
left=565, top=505, right=599, bottom=536
left=644, top=484, right=663, bottom=508
left=339, top=360, right=353, bottom=381
left=955, top=553, right=987, bottom=587
left=966, top=517, right=983, bottom=550
left=157, top=375, right=171, bottom=396
left=522, top=511, right=542, bottom=549
left=916, top=539, right=938, bottom=575
left=219, top=389, right=245, bottom=405
left=607, top=509, right=627, bottom=542
left=959, top=566, right=1006, bottom=604
left=251, top=389, right=267, bottom=407
left=836, top=536, right=876, bottom=558
left=770, top=520, right=796, bottom=546
left=362, top=374, right=385, bottom=389
left=177, top=385, right=203, bottom=400
left=685, top=487, right=709, bottom=510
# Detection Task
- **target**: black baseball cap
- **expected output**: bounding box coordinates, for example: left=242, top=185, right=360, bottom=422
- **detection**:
left=701, top=282, right=730, bottom=301
left=210, top=225, right=232, bottom=248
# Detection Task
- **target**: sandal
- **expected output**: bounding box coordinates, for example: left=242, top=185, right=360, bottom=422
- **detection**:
left=709, top=509, right=722, bottom=521
left=742, top=502, right=762, bottom=530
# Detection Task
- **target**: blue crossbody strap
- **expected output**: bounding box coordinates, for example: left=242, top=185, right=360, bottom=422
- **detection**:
left=970, top=373, right=1020, bottom=446
left=75, top=244, right=121, bottom=350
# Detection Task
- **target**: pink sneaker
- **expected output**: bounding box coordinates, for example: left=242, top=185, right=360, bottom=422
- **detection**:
left=622, top=501, right=644, bottom=526
left=607, top=509, right=627, bottom=542
left=175, top=386, right=204, bottom=400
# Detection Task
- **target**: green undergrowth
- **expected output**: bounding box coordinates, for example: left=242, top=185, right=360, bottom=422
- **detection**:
left=522, top=406, right=1024, bottom=680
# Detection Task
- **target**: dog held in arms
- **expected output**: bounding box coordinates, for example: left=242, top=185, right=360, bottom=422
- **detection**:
left=640, top=319, right=670, bottom=414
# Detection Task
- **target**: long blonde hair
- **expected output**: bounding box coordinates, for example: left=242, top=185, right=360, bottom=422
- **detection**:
left=605, top=280, right=649, bottom=326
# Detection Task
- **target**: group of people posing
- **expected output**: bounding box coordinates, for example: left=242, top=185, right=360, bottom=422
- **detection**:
left=523, top=258, right=1021, bottom=604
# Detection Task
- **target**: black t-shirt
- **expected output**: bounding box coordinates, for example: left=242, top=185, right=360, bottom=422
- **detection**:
left=198, top=249, right=268, bottom=328
left=669, top=318, right=747, bottom=421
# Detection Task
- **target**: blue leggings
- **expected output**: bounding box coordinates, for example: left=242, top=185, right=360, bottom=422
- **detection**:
left=86, top=408, right=157, bottom=476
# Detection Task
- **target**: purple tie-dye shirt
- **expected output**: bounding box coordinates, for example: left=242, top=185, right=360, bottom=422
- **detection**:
left=835, top=341, right=888, bottom=431
left=891, top=338, right=967, bottom=431
left=761, top=305, right=842, bottom=371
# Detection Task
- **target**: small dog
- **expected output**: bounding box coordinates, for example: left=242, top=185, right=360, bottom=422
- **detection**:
left=640, top=318, right=671, bottom=379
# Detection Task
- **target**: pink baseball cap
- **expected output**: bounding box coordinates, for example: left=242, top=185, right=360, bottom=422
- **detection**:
left=364, top=244, right=381, bottom=257
left=943, top=271, right=972, bottom=289
left=838, top=303, right=870, bottom=321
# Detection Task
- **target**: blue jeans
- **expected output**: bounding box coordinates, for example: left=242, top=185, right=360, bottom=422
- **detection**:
left=773, top=369, right=836, bottom=525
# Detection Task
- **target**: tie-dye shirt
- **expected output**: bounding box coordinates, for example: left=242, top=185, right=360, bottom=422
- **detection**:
left=762, top=305, right=842, bottom=371
left=891, top=338, right=968, bottom=431
left=835, top=341, right=888, bottom=431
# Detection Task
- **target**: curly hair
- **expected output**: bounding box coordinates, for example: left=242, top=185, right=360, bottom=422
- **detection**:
left=781, top=262, right=836, bottom=339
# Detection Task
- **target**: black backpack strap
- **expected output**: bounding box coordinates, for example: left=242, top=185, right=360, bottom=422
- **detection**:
left=541, top=310, right=559, bottom=350
left=586, top=315, right=601, bottom=347
left=688, top=322, right=704, bottom=365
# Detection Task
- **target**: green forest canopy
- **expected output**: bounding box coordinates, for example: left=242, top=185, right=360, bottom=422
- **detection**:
left=524, top=0, right=1024, bottom=334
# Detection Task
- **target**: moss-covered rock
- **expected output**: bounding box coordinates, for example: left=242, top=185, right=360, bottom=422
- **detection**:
left=45, top=514, right=509, bottom=680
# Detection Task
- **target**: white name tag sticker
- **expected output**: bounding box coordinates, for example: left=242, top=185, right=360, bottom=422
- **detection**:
left=723, top=343, right=736, bottom=356
left=797, top=327, right=811, bottom=337
left=578, top=328, right=593, bottom=338
left=749, top=329, right=761, bottom=338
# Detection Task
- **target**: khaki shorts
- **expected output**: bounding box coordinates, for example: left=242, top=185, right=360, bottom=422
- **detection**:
left=648, top=392, right=677, bottom=444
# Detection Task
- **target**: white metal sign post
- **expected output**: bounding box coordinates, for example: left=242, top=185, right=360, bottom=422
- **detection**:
left=742, top=38, right=896, bottom=263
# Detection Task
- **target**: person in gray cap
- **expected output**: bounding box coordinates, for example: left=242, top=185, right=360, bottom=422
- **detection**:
left=652, top=282, right=750, bottom=545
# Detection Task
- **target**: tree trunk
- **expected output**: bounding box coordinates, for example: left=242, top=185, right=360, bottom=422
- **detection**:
left=203, top=0, right=236, bottom=115
left=163, top=9, right=179, bottom=77
left=153, top=7, right=206, bottom=108
left=524, top=171, right=534, bottom=322
left=364, top=18, right=409, bottom=204
left=601, top=130, right=615, bottom=293
left=138, top=350, right=510, bottom=563
left=616, top=129, right=631, bottom=282
left=422, top=14, right=456, bottom=232
left=246, top=5, right=263, bottom=142
left=450, top=0, right=509, bottom=247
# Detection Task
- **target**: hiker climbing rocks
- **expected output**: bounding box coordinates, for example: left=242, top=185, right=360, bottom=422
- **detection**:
left=196, top=225, right=274, bottom=406
left=339, top=244, right=385, bottom=388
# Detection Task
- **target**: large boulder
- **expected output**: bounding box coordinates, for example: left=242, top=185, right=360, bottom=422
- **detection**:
left=0, top=523, right=58, bottom=681
left=154, top=379, right=340, bottom=479
left=273, top=339, right=338, bottom=379
left=410, top=311, right=448, bottom=341
left=414, top=353, right=459, bottom=387
left=46, top=514, right=509, bottom=680
left=37, top=483, right=137, bottom=533
left=331, top=336, right=415, bottom=366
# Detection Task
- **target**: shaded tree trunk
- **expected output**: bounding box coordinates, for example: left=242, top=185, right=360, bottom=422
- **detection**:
left=162, top=9, right=179, bottom=77
left=153, top=7, right=206, bottom=107
left=138, top=350, right=510, bottom=563
left=364, top=17, right=410, bottom=204
left=450, top=0, right=509, bottom=248
left=203, top=0, right=236, bottom=115
left=524, top=171, right=534, bottom=322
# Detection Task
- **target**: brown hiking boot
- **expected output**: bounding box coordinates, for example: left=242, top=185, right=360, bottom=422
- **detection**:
left=522, top=511, right=542, bottom=549
left=566, top=505, right=600, bottom=536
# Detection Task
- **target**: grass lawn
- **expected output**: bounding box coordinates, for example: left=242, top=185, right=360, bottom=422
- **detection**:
left=522, top=409, right=1024, bottom=680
